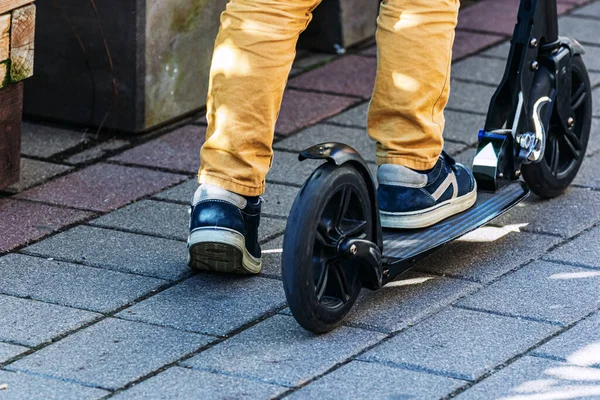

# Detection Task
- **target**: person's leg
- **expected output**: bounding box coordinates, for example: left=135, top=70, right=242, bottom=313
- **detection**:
left=369, top=0, right=477, bottom=229
left=189, top=0, right=321, bottom=274
left=199, top=0, right=321, bottom=197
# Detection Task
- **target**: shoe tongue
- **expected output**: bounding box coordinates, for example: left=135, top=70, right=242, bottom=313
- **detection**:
left=192, top=184, right=247, bottom=209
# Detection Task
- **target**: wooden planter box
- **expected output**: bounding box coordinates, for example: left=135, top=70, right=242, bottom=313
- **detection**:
left=299, top=0, right=379, bottom=53
left=23, top=0, right=227, bottom=133
left=0, top=0, right=35, bottom=190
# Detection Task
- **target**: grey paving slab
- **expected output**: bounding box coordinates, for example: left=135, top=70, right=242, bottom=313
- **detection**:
left=260, top=235, right=284, bottom=278
left=452, top=56, right=506, bottom=85
left=182, top=314, right=386, bottom=387
left=574, top=152, right=600, bottom=189
left=545, top=224, right=600, bottom=268
left=289, top=360, right=465, bottom=400
left=447, top=80, right=497, bottom=114
left=455, top=356, right=600, bottom=400
left=594, top=87, right=600, bottom=117
left=3, top=158, right=72, bottom=194
left=0, top=342, right=28, bottom=363
left=416, top=227, right=562, bottom=283
left=89, top=200, right=188, bottom=241
left=8, top=318, right=212, bottom=390
left=559, top=16, right=600, bottom=46
left=587, top=118, right=600, bottom=156
left=481, top=41, right=510, bottom=59
left=579, top=44, right=600, bottom=72
left=572, top=1, right=600, bottom=17
left=20, top=122, right=91, bottom=158
left=274, top=124, right=377, bottom=163
left=345, top=271, right=480, bottom=333
left=112, top=366, right=286, bottom=400
left=0, top=294, right=100, bottom=347
left=359, top=307, right=559, bottom=381
left=23, top=226, right=190, bottom=281
left=65, top=139, right=130, bottom=164
left=533, top=311, right=600, bottom=366
left=0, top=254, right=166, bottom=313
left=327, top=102, right=368, bottom=128
left=0, top=370, right=108, bottom=400
left=117, top=274, right=285, bottom=336
left=458, top=260, right=600, bottom=326
left=493, top=187, right=600, bottom=238
left=443, top=110, right=486, bottom=146
left=152, top=178, right=196, bottom=203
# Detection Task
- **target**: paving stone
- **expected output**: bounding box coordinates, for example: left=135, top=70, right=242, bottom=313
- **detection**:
left=559, top=16, right=600, bottom=45
left=578, top=43, right=600, bottom=73
left=453, top=30, right=505, bottom=61
left=20, top=122, right=91, bottom=158
left=292, top=52, right=337, bottom=71
left=8, top=318, right=212, bottom=390
left=90, top=200, right=188, bottom=241
left=455, top=356, right=600, bottom=399
left=481, top=41, right=511, bottom=59
left=493, top=188, right=600, bottom=238
left=0, top=294, right=100, bottom=347
left=443, top=110, right=486, bottom=146
left=0, top=254, right=166, bottom=313
left=275, top=89, right=359, bottom=136
left=110, top=125, right=204, bottom=173
left=345, top=271, right=480, bottom=333
left=152, top=178, right=196, bottom=203
left=112, top=366, right=286, bottom=400
left=573, top=1, right=600, bottom=18
left=23, top=226, right=190, bottom=281
left=457, top=260, right=600, bottom=326
left=65, top=139, right=130, bottom=164
left=289, top=360, right=465, bottom=400
left=0, top=370, right=108, bottom=400
left=447, top=80, right=497, bottom=114
left=117, top=274, right=285, bottom=336
left=183, top=314, right=385, bottom=387
left=260, top=235, right=284, bottom=278
left=594, top=87, right=600, bottom=117
left=0, top=342, right=28, bottom=363
left=545, top=224, right=600, bottom=268
left=587, top=118, right=600, bottom=156
left=452, top=56, right=506, bottom=85
left=17, top=164, right=186, bottom=212
left=359, top=307, right=559, bottom=381
left=267, top=151, right=378, bottom=187
left=3, top=158, right=72, bottom=194
left=327, top=102, right=368, bottom=128
left=574, top=152, right=600, bottom=188
left=533, top=312, right=600, bottom=366
left=0, top=199, right=93, bottom=254
left=416, top=227, right=562, bottom=283
left=288, top=55, right=376, bottom=99
left=275, top=124, right=377, bottom=163
left=457, top=0, right=519, bottom=36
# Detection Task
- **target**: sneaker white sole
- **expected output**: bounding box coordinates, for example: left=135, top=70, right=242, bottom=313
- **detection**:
left=187, top=227, right=262, bottom=274
left=380, top=186, right=478, bottom=229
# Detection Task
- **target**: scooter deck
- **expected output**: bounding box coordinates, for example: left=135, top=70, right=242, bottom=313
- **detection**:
left=381, top=181, right=529, bottom=277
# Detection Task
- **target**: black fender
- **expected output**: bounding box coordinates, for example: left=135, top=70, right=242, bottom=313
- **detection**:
left=559, top=36, right=585, bottom=56
left=299, top=142, right=383, bottom=289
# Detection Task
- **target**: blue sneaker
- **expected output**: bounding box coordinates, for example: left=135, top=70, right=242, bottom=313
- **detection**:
left=188, top=184, right=262, bottom=274
left=377, top=152, right=477, bottom=229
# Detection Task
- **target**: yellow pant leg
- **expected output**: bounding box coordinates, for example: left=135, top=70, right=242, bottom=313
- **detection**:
left=369, top=0, right=460, bottom=170
left=199, top=0, right=321, bottom=196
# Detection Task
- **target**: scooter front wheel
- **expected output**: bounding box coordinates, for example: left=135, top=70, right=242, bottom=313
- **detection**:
left=282, top=163, right=373, bottom=333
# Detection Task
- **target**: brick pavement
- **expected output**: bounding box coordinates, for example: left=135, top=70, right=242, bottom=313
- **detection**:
left=1, top=1, right=600, bottom=399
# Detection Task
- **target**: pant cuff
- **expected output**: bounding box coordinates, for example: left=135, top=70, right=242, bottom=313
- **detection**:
left=376, top=156, right=438, bottom=171
left=198, top=171, right=265, bottom=197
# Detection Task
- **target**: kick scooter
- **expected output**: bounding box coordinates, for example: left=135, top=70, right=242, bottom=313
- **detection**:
left=281, top=0, right=593, bottom=333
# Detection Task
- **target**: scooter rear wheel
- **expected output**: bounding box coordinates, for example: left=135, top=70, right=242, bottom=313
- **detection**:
left=282, top=163, right=373, bottom=333
left=522, top=55, right=592, bottom=198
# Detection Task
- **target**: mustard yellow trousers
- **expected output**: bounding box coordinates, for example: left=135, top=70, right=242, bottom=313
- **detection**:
left=200, top=0, right=460, bottom=196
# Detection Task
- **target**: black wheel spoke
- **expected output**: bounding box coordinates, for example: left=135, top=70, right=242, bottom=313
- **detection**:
left=331, top=263, right=351, bottom=302
left=315, top=260, right=330, bottom=301
left=336, top=186, right=353, bottom=228
left=571, top=84, right=586, bottom=110
left=316, top=223, right=337, bottom=248
left=551, top=138, right=561, bottom=175
left=340, top=220, right=367, bottom=238
left=562, top=133, right=581, bottom=159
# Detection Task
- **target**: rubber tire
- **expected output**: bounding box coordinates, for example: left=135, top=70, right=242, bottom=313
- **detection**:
left=522, top=55, right=592, bottom=198
left=282, top=163, right=372, bottom=334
